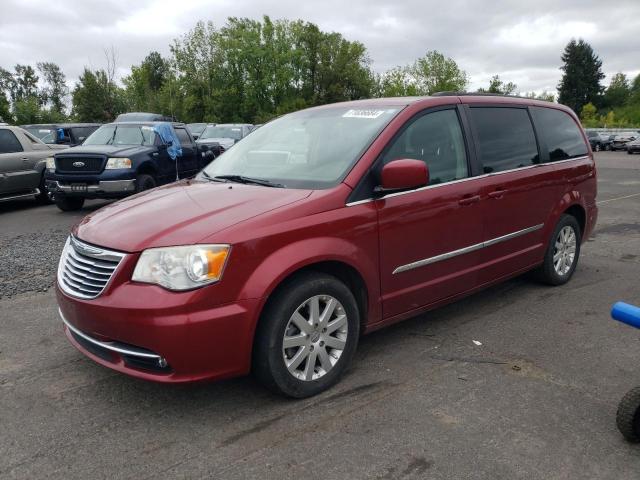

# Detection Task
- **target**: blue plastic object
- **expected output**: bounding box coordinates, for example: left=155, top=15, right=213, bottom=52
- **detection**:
left=152, top=123, right=182, bottom=161
left=611, top=302, right=640, bottom=329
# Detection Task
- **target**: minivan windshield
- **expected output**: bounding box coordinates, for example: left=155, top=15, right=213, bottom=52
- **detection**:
left=200, top=106, right=401, bottom=189
left=83, top=124, right=157, bottom=146
left=200, top=125, right=244, bottom=140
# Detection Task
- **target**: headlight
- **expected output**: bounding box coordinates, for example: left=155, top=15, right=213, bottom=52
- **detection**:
left=45, top=157, right=55, bottom=170
left=105, top=157, right=132, bottom=169
left=132, top=245, right=230, bottom=291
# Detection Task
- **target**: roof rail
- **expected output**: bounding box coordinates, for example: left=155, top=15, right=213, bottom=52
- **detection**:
left=432, top=91, right=547, bottom=101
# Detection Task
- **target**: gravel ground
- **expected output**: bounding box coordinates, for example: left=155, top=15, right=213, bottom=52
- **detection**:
left=0, top=229, right=68, bottom=299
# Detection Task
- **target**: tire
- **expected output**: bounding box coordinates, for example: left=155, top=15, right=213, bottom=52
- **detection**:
left=135, top=174, right=156, bottom=193
left=253, top=271, right=360, bottom=398
left=535, top=214, right=581, bottom=286
left=35, top=173, right=52, bottom=205
left=55, top=196, right=85, bottom=212
left=628, top=150, right=633, bottom=155
left=594, top=143, right=601, bottom=152
left=616, top=387, right=640, bottom=442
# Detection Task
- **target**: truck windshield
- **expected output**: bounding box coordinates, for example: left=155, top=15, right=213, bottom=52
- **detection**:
left=199, top=106, right=401, bottom=189
left=83, top=125, right=157, bottom=146
left=200, top=126, right=244, bottom=140
left=25, top=128, right=55, bottom=144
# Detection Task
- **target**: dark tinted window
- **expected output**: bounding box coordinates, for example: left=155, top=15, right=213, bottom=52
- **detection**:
left=530, top=107, right=588, bottom=161
left=380, top=109, right=468, bottom=185
left=470, top=107, right=539, bottom=173
left=0, top=129, right=23, bottom=153
left=175, top=128, right=192, bottom=146
left=71, top=127, right=97, bottom=144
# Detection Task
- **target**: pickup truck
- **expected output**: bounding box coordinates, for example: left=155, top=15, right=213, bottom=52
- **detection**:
left=0, top=125, right=67, bottom=203
left=45, top=121, right=201, bottom=211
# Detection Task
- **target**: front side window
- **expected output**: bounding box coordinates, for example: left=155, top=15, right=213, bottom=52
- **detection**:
left=470, top=107, right=539, bottom=173
left=0, top=130, right=23, bottom=154
left=201, top=106, right=401, bottom=189
left=380, top=108, right=468, bottom=185
left=530, top=107, right=588, bottom=161
left=175, top=128, right=192, bottom=146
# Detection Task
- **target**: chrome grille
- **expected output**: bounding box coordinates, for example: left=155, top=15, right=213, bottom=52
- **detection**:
left=57, top=236, right=126, bottom=299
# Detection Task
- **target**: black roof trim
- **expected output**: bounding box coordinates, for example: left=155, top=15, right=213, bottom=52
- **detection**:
left=432, top=91, right=547, bottom=101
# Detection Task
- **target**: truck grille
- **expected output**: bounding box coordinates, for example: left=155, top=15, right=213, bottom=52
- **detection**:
left=57, top=237, right=126, bottom=299
left=55, top=156, right=106, bottom=173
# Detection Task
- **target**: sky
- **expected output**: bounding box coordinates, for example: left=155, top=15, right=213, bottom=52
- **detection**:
left=1, top=0, right=639, bottom=95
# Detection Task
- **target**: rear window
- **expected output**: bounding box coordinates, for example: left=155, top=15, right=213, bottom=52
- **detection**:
left=530, top=107, right=588, bottom=161
left=470, top=107, right=539, bottom=173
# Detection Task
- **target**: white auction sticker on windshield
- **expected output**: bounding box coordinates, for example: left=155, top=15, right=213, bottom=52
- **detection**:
left=342, top=109, right=385, bottom=119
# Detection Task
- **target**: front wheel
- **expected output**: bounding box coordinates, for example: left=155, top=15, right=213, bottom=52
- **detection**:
left=35, top=173, right=52, bottom=205
left=617, top=387, right=640, bottom=442
left=535, top=214, right=581, bottom=285
left=253, top=272, right=360, bottom=398
left=594, top=143, right=601, bottom=152
left=135, top=174, right=157, bottom=193
left=55, top=196, right=85, bottom=212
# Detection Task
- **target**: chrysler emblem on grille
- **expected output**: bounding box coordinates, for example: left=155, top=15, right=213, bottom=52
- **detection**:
left=73, top=161, right=85, bottom=167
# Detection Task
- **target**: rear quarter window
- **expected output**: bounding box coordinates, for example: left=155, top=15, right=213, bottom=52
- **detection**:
left=530, top=107, right=588, bottom=161
left=469, top=107, right=539, bottom=173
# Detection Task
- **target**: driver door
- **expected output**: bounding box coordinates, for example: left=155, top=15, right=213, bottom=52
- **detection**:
left=376, top=107, right=485, bottom=319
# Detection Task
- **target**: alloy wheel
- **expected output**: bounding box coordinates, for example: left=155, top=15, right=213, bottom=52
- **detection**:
left=282, top=295, right=348, bottom=381
left=553, top=226, right=577, bottom=276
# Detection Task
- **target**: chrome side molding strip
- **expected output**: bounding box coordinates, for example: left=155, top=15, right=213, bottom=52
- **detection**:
left=393, top=224, right=544, bottom=274
left=59, top=308, right=161, bottom=360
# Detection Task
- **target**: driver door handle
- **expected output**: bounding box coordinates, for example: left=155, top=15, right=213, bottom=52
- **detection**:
left=488, top=189, right=508, bottom=199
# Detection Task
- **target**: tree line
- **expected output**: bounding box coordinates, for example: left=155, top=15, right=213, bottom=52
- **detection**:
left=0, top=16, right=637, bottom=127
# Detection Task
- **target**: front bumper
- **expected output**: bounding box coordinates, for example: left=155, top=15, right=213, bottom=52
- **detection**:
left=47, top=179, right=136, bottom=197
left=57, top=283, right=263, bottom=383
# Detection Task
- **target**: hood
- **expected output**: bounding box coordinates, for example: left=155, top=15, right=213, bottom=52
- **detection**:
left=48, top=144, right=68, bottom=151
left=74, top=180, right=312, bottom=252
left=54, top=144, right=154, bottom=157
left=197, top=137, right=235, bottom=149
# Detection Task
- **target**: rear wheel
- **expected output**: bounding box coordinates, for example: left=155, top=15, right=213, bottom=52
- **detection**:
left=616, top=387, right=640, bottom=442
left=535, top=214, right=581, bottom=285
left=55, top=196, right=85, bottom=212
left=135, top=174, right=156, bottom=193
left=253, top=272, right=360, bottom=398
left=35, top=173, right=52, bottom=205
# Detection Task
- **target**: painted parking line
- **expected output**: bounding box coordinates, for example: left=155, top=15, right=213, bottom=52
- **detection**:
left=597, top=192, right=640, bottom=205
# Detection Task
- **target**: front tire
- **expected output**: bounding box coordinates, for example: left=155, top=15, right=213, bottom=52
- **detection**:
left=135, top=174, right=156, bottom=193
left=617, top=387, right=640, bottom=442
left=55, top=196, right=85, bottom=212
left=594, top=143, right=601, bottom=152
left=253, top=272, right=360, bottom=398
left=535, top=214, right=581, bottom=286
left=35, top=173, right=52, bottom=205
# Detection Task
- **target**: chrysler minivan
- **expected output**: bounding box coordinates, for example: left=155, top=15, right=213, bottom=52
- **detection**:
left=56, top=94, right=597, bottom=397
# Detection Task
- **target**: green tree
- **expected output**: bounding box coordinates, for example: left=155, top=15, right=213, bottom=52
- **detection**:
left=557, top=39, right=604, bottom=114
left=37, top=62, right=69, bottom=118
left=523, top=91, right=555, bottom=102
left=603, top=72, right=631, bottom=109
left=478, top=75, right=517, bottom=95
left=72, top=68, right=126, bottom=122
left=123, top=51, right=172, bottom=115
left=12, top=64, right=40, bottom=103
left=409, top=51, right=467, bottom=94
left=580, top=102, right=598, bottom=127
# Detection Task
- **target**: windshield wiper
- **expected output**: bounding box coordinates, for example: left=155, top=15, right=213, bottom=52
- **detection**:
left=214, top=175, right=285, bottom=188
left=200, top=170, right=226, bottom=183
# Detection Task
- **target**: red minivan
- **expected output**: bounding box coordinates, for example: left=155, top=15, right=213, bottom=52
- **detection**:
left=56, top=94, right=597, bottom=397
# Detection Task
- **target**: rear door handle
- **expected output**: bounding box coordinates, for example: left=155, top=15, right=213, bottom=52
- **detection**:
left=458, top=195, right=481, bottom=206
left=488, top=189, right=508, bottom=199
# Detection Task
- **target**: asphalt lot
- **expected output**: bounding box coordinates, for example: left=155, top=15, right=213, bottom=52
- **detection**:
left=1, top=151, right=640, bottom=479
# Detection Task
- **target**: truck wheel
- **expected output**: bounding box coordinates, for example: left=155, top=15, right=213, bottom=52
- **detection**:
left=534, top=214, right=581, bottom=286
left=253, top=271, right=360, bottom=398
left=135, top=174, right=156, bottom=193
left=35, top=174, right=52, bottom=205
left=55, top=196, right=85, bottom=212
left=616, top=386, right=640, bottom=442
left=594, top=143, right=601, bottom=152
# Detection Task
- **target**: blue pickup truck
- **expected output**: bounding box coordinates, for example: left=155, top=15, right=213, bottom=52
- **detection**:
left=45, top=121, right=203, bottom=211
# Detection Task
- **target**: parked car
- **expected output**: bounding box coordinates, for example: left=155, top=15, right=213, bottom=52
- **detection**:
left=56, top=95, right=597, bottom=397
left=586, top=130, right=611, bottom=151
left=610, top=134, right=637, bottom=151
left=186, top=123, right=208, bottom=140
left=0, top=126, right=67, bottom=203
left=22, top=123, right=100, bottom=147
left=196, top=123, right=253, bottom=151
left=114, top=112, right=175, bottom=122
left=626, top=138, right=640, bottom=154
left=45, top=121, right=199, bottom=211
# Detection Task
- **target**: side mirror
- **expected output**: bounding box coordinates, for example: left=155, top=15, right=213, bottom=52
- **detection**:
left=375, top=159, right=429, bottom=194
